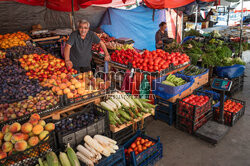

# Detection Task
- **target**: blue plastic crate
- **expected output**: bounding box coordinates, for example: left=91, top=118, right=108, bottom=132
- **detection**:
left=152, top=73, right=195, bottom=100
left=155, top=97, right=176, bottom=125
left=124, top=131, right=163, bottom=166
left=95, top=146, right=126, bottom=166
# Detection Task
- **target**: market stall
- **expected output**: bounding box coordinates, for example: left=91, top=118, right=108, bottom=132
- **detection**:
left=0, top=1, right=248, bottom=165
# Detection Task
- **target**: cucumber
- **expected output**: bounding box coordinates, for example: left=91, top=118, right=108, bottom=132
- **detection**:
left=46, top=152, right=59, bottom=166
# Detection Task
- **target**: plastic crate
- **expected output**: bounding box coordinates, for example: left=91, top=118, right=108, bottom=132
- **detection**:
left=0, top=104, right=61, bottom=129
left=96, top=147, right=126, bottom=166
left=0, top=131, right=57, bottom=166
left=176, top=111, right=213, bottom=134
left=176, top=90, right=213, bottom=122
left=124, top=131, right=163, bottom=166
left=53, top=103, right=109, bottom=149
left=154, top=97, right=176, bottom=125
left=134, top=64, right=174, bottom=77
left=213, top=98, right=246, bottom=126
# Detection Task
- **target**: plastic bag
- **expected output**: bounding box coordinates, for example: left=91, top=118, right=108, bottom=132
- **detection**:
left=139, top=74, right=150, bottom=99
left=216, top=64, right=245, bottom=79
left=121, top=70, right=133, bottom=94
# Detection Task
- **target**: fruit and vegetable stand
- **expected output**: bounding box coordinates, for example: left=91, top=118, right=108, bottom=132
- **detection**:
left=0, top=28, right=247, bottom=166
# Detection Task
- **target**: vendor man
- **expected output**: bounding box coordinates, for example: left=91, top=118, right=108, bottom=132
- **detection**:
left=155, top=22, right=172, bottom=49
left=64, top=19, right=110, bottom=72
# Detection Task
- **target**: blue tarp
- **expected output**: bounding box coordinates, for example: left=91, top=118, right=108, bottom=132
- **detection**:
left=101, top=6, right=166, bottom=51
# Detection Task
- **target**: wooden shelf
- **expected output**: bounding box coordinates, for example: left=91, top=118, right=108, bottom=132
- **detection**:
left=41, top=96, right=102, bottom=120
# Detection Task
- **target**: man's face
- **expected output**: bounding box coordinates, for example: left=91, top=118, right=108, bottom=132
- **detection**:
left=163, top=24, right=167, bottom=30
left=78, top=23, right=89, bottom=36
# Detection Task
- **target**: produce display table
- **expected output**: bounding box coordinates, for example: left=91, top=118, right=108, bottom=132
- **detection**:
left=41, top=96, right=103, bottom=120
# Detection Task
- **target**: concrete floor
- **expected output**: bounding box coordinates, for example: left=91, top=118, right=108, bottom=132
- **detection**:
left=146, top=65, right=250, bottom=166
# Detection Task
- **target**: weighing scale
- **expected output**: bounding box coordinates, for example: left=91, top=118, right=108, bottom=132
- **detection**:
left=195, top=78, right=233, bottom=144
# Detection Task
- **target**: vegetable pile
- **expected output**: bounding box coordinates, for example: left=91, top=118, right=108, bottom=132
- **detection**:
left=125, top=136, right=155, bottom=157
left=37, top=143, right=80, bottom=166
left=178, top=94, right=210, bottom=120
left=111, top=49, right=190, bottom=72
left=77, top=135, right=118, bottom=166
left=100, top=91, right=155, bottom=127
left=219, top=99, right=243, bottom=114
left=162, top=74, right=187, bottom=87
left=181, top=65, right=207, bottom=76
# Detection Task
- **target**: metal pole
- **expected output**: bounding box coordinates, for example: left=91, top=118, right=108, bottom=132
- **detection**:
left=195, top=4, right=198, bottom=30
left=175, top=9, right=178, bottom=40
left=227, top=5, right=230, bottom=26
left=238, top=0, right=244, bottom=58
left=219, top=91, right=225, bottom=124
left=72, top=0, right=76, bottom=31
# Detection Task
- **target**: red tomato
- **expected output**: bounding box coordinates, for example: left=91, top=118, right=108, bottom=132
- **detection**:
left=131, top=143, right=136, bottom=149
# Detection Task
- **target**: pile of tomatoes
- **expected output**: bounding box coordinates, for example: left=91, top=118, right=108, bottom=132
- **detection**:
left=111, top=49, right=190, bottom=72
left=214, top=99, right=244, bottom=125
left=178, top=94, right=211, bottom=121
left=125, top=137, right=155, bottom=157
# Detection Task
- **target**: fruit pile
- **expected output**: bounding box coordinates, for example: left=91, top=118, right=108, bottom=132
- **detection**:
left=5, top=46, right=46, bottom=59
left=214, top=99, right=244, bottom=125
left=92, top=32, right=116, bottom=52
left=0, top=51, right=5, bottom=59
left=125, top=136, right=155, bottom=157
left=19, top=54, right=77, bottom=82
left=0, top=32, right=29, bottom=49
left=111, top=49, right=190, bottom=72
left=55, top=110, right=99, bottom=133
left=0, top=60, right=43, bottom=104
left=0, top=90, right=59, bottom=122
left=178, top=94, right=210, bottom=120
left=41, top=72, right=108, bottom=99
left=0, top=114, right=55, bottom=159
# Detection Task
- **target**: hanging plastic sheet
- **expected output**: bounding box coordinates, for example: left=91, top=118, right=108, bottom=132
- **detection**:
left=46, top=0, right=79, bottom=12
left=215, top=64, right=245, bottom=79
left=144, top=0, right=195, bottom=9
left=17, top=0, right=45, bottom=6
left=101, top=6, right=166, bottom=51
left=79, top=0, right=112, bottom=8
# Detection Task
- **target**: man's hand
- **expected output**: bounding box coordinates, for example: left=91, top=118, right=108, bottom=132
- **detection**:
left=65, top=60, right=73, bottom=70
left=158, top=41, right=163, bottom=44
left=104, top=54, right=111, bottom=61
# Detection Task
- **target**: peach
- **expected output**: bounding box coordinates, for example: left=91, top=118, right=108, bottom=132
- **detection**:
left=69, top=85, right=76, bottom=90
left=9, top=122, right=21, bottom=133
left=63, top=88, right=71, bottom=94
left=77, top=88, right=85, bottom=95
left=57, top=90, right=63, bottom=96
left=2, top=142, right=13, bottom=152
left=30, top=113, right=40, bottom=121
left=21, top=122, right=33, bottom=133
left=0, top=140, right=2, bottom=147
left=28, top=136, right=39, bottom=146
left=0, top=151, right=7, bottom=159
left=55, top=86, right=61, bottom=92
left=67, top=92, right=74, bottom=99
left=2, top=125, right=9, bottom=134
left=62, top=78, right=68, bottom=83
left=60, top=73, right=67, bottom=79
left=23, top=134, right=29, bottom=141
left=32, top=124, right=44, bottom=135
left=51, top=75, right=57, bottom=79
left=52, top=86, right=57, bottom=93
left=45, top=123, right=55, bottom=132
left=71, top=78, right=78, bottom=85
left=75, top=82, right=81, bottom=89
left=59, top=83, right=67, bottom=90
left=15, top=140, right=27, bottom=151
left=11, top=133, right=25, bottom=144
left=4, top=132, right=13, bottom=142
left=39, top=131, right=49, bottom=141
left=66, top=81, right=72, bottom=87
left=29, top=119, right=38, bottom=126
left=0, top=132, right=3, bottom=140
left=38, top=120, right=46, bottom=127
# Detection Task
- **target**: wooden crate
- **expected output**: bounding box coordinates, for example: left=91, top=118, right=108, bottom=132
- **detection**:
left=110, top=109, right=155, bottom=133
left=193, top=71, right=209, bottom=90
left=167, top=86, right=194, bottom=103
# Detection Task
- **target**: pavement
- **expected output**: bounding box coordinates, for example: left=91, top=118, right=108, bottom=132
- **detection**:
left=146, top=63, right=250, bottom=166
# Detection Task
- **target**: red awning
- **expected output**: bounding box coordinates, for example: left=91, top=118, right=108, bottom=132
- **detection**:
left=200, top=0, right=217, bottom=2
left=144, top=0, right=195, bottom=9
left=17, top=0, right=45, bottom=6
left=79, top=0, right=112, bottom=8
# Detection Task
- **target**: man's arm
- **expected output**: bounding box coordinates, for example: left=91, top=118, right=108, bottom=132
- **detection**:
left=100, top=41, right=111, bottom=61
left=64, top=44, right=73, bottom=69
left=156, top=31, right=163, bottom=44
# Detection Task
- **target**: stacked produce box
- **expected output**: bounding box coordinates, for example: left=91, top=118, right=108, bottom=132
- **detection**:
left=176, top=91, right=213, bottom=134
